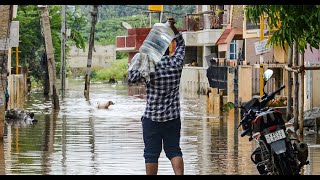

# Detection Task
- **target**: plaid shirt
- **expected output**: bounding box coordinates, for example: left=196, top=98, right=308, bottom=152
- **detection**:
left=128, top=32, right=185, bottom=122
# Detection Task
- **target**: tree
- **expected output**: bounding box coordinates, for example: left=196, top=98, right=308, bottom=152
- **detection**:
left=245, top=5, right=320, bottom=53
left=245, top=5, right=320, bottom=135
left=16, top=5, right=87, bottom=89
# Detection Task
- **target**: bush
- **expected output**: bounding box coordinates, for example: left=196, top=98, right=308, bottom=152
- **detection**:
left=116, top=51, right=128, bottom=59
left=94, top=58, right=128, bottom=81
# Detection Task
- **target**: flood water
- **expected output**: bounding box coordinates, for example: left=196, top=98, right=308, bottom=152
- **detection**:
left=1, top=79, right=320, bottom=175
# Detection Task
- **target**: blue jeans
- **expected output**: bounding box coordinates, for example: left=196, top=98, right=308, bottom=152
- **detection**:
left=141, top=116, right=182, bottom=163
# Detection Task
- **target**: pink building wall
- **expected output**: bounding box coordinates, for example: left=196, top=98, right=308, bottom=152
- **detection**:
left=304, top=46, right=320, bottom=62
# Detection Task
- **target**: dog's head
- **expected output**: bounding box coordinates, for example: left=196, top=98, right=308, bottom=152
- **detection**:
left=29, top=112, right=34, bottom=119
left=108, top=101, right=114, bottom=105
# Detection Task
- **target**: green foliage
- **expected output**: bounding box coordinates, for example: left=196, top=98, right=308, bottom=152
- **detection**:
left=15, top=5, right=194, bottom=84
left=93, top=59, right=128, bottom=81
left=16, top=5, right=87, bottom=84
left=67, top=6, right=87, bottom=50
left=116, top=51, right=127, bottom=59
left=79, top=5, right=195, bottom=45
left=245, top=5, right=320, bottom=53
left=15, top=5, right=48, bottom=84
left=94, top=14, right=152, bottom=45
left=222, top=102, right=235, bottom=112
left=90, top=69, right=97, bottom=79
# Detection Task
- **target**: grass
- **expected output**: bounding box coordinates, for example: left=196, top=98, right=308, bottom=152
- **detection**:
left=92, top=58, right=128, bottom=82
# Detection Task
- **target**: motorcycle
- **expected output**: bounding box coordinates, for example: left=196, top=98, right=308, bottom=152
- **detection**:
left=236, top=69, right=309, bottom=175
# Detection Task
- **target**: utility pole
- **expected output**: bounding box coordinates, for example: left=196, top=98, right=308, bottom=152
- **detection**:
left=61, top=5, right=66, bottom=94
left=84, top=5, right=98, bottom=100
left=259, top=15, right=264, bottom=97
left=148, top=5, right=163, bottom=26
left=39, top=5, right=60, bottom=109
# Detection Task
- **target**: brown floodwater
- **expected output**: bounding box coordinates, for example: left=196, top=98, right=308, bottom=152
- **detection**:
left=1, top=79, right=320, bottom=175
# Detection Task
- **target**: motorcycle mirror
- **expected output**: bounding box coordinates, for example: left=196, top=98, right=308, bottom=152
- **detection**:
left=263, top=69, right=273, bottom=81
left=263, top=69, right=273, bottom=95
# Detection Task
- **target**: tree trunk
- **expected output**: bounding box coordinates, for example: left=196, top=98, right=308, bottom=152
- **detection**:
left=293, top=43, right=299, bottom=131
left=40, top=6, right=60, bottom=109
left=84, top=5, right=98, bottom=100
left=299, top=52, right=305, bottom=136
left=286, top=46, right=293, bottom=122
left=0, top=5, right=11, bottom=141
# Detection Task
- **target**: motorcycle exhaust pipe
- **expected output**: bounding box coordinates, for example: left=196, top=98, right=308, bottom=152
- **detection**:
left=296, top=142, right=308, bottom=164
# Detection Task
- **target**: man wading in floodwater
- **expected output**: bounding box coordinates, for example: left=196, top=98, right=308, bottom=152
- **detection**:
left=128, top=18, right=186, bottom=175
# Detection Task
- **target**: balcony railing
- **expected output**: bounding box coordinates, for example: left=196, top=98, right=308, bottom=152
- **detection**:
left=182, top=11, right=223, bottom=31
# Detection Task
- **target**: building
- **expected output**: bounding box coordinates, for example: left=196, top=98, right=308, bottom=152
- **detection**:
left=115, top=28, right=151, bottom=64
left=68, top=45, right=116, bottom=68
left=180, top=5, right=226, bottom=95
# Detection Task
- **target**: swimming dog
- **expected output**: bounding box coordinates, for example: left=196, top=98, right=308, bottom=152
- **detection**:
left=97, top=101, right=114, bottom=109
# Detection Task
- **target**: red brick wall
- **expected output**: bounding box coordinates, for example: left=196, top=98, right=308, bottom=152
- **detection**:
left=117, top=28, right=151, bottom=50
left=128, top=52, right=138, bottom=64
left=119, top=27, right=183, bottom=64
left=126, top=35, right=136, bottom=47
left=116, top=37, right=125, bottom=48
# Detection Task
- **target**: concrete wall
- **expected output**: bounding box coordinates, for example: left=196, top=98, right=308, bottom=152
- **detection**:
left=238, top=65, right=252, bottom=103
left=68, top=45, right=116, bottom=68
left=304, top=46, right=320, bottom=109
left=182, top=29, right=224, bottom=47
left=244, top=38, right=274, bottom=65
left=7, top=74, right=26, bottom=110
left=305, top=46, right=320, bottom=62
left=305, top=62, right=320, bottom=110
left=180, top=66, right=208, bottom=95
left=231, top=5, right=243, bottom=28
left=227, top=67, right=235, bottom=103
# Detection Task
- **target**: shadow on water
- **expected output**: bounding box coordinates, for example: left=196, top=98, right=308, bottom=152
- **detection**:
left=1, top=79, right=320, bottom=175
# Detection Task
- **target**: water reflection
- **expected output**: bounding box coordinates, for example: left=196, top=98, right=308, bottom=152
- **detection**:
left=0, top=139, right=5, bottom=175
left=2, top=79, right=320, bottom=175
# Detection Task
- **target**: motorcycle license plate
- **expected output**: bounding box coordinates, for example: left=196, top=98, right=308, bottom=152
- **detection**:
left=264, top=129, right=286, bottom=144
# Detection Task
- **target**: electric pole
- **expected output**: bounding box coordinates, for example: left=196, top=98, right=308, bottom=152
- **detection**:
left=84, top=5, right=98, bottom=100
left=39, top=5, right=60, bottom=109
left=61, top=5, right=66, bottom=94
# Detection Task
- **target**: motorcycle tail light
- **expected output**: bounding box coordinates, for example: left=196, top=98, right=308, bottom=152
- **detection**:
left=252, top=132, right=261, bottom=139
left=267, top=125, right=277, bottom=131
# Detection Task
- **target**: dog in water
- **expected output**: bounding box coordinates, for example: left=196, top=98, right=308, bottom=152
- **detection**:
left=5, top=108, right=38, bottom=125
left=97, top=101, right=114, bottom=109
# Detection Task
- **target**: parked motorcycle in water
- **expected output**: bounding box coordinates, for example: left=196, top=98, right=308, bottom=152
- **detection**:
left=235, top=69, right=309, bottom=175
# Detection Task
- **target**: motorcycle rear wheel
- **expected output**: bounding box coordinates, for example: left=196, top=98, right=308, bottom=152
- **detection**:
left=275, top=152, right=299, bottom=175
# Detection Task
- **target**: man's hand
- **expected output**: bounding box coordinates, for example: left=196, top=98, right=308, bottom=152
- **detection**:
left=167, top=18, right=179, bottom=35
